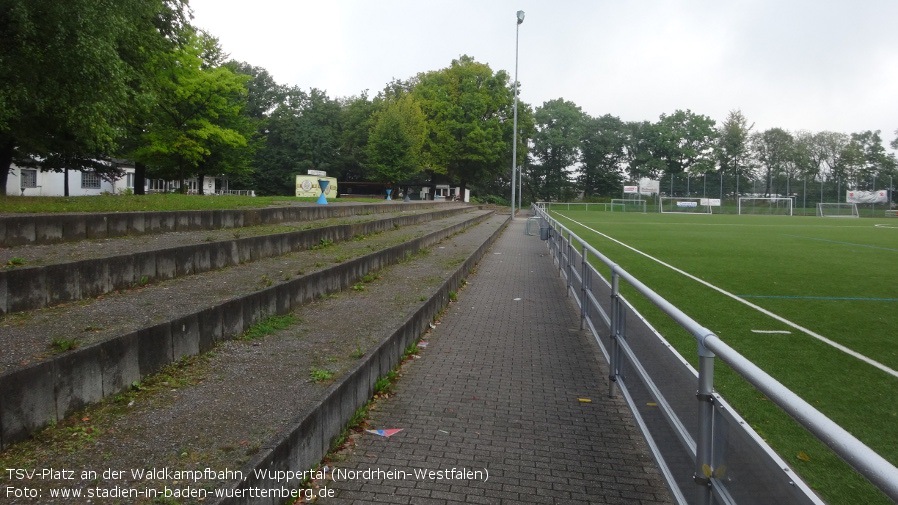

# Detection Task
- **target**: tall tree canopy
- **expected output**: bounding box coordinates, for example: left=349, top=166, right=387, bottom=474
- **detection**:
left=0, top=0, right=189, bottom=194
left=751, top=128, right=794, bottom=196
left=579, top=114, right=627, bottom=197
left=716, top=109, right=754, bottom=183
left=130, top=30, right=252, bottom=192
left=530, top=98, right=586, bottom=201
left=252, top=87, right=342, bottom=196
left=655, top=109, right=718, bottom=176
left=412, top=55, right=516, bottom=194
left=366, top=93, right=426, bottom=187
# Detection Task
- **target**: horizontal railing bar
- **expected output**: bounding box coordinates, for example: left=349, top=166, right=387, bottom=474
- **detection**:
left=586, top=289, right=610, bottom=328
left=616, top=335, right=697, bottom=456
left=616, top=377, right=691, bottom=505
left=704, top=334, right=898, bottom=501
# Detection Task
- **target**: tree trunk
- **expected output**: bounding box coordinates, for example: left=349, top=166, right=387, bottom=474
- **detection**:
left=0, top=136, right=14, bottom=196
left=134, top=162, right=146, bottom=195
left=178, top=160, right=186, bottom=194
left=64, top=168, right=70, bottom=197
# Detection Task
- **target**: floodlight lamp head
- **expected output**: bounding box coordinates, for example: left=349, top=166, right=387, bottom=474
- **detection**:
left=517, top=10, right=525, bottom=24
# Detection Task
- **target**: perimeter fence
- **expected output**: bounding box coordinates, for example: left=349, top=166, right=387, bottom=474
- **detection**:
left=613, top=173, right=896, bottom=216
left=531, top=203, right=898, bottom=505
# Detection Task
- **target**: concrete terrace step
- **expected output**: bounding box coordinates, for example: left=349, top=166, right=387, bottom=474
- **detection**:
left=0, top=201, right=468, bottom=247
left=0, top=208, right=495, bottom=449
left=0, top=211, right=509, bottom=505
left=0, top=205, right=473, bottom=314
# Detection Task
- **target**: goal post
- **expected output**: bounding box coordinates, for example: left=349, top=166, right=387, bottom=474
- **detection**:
left=738, top=197, right=793, bottom=216
left=610, top=198, right=647, bottom=213
left=659, top=197, right=713, bottom=214
left=816, top=202, right=859, bottom=218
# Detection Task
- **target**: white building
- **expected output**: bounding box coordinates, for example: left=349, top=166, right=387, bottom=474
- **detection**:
left=7, top=164, right=229, bottom=196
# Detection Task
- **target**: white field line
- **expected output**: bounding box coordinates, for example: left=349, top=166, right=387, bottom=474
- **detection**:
left=564, top=216, right=898, bottom=380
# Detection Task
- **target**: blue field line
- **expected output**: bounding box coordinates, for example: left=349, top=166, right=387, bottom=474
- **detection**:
left=738, top=294, right=898, bottom=302
left=781, top=234, right=898, bottom=252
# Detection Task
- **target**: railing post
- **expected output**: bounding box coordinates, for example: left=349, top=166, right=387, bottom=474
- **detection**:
left=566, top=239, right=573, bottom=297
left=580, top=245, right=588, bottom=330
left=608, top=266, right=622, bottom=398
left=694, top=338, right=716, bottom=505
left=550, top=225, right=558, bottom=266
left=558, top=232, right=565, bottom=276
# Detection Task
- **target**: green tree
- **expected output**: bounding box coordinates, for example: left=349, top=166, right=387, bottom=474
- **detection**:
left=335, top=93, right=377, bottom=183
left=579, top=114, right=626, bottom=197
left=131, top=30, right=252, bottom=192
left=846, top=130, right=897, bottom=183
left=413, top=55, right=516, bottom=195
left=530, top=98, right=586, bottom=201
left=366, top=94, right=426, bottom=188
left=253, top=87, right=342, bottom=196
left=622, top=121, right=666, bottom=181
left=225, top=62, right=286, bottom=123
left=223, top=62, right=287, bottom=191
left=716, top=110, right=754, bottom=194
left=0, top=0, right=189, bottom=194
left=655, top=109, right=718, bottom=176
left=751, top=128, right=794, bottom=196
left=811, top=131, right=850, bottom=186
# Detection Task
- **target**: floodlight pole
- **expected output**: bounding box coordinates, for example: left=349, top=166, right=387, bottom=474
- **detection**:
left=511, top=10, right=524, bottom=220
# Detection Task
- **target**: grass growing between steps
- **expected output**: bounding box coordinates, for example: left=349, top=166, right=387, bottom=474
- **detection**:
left=291, top=341, right=423, bottom=504
left=0, top=352, right=214, bottom=469
left=0, top=313, right=303, bottom=470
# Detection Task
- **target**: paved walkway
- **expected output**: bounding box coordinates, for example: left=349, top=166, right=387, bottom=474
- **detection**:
left=322, top=217, right=673, bottom=505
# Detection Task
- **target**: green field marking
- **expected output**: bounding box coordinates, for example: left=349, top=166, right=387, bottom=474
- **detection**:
left=555, top=212, right=898, bottom=380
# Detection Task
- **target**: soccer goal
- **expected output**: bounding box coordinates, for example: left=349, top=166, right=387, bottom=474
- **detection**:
left=738, top=197, right=793, bottom=216
left=610, top=199, right=647, bottom=213
left=659, top=197, right=712, bottom=214
left=816, top=202, right=859, bottom=218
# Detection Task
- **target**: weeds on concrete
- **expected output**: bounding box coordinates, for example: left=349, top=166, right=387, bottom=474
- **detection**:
left=49, top=336, right=79, bottom=353
left=309, top=368, right=335, bottom=382
left=237, top=314, right=298, bottom=341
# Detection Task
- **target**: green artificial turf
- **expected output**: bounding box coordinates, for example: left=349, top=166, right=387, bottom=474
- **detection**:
left=552, top=210, right=898, bottom=505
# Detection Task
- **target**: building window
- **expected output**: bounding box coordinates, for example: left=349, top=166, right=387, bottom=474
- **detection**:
left=20, top=169, right=37, bottom=189
left=81, top=171, right=101, bottom=189
left=126, top=173, right=134, bottom=188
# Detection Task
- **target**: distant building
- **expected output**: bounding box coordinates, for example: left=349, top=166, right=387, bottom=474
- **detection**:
left=7, top=163, right=241, bottom=196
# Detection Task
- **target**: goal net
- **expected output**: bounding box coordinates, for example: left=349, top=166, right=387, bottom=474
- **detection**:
left=610, top=199, right=647, bottom=213
left=816, top=202, right=859, bottom=218
left=738, top=197, right=793, bottom=216
left=659, top=197, right=712, bottom=214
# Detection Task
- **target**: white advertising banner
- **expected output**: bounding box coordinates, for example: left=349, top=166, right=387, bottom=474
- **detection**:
left=638, top=178, right=660, bottom=195
left=846, top=190, right=888, bottom=204
left=700, top=198, right=722, bottom=207
left=623, top=185, right=639, bottom=194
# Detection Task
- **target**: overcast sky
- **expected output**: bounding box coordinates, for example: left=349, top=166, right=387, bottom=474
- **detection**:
left=188, top=0, right=897, bottom=150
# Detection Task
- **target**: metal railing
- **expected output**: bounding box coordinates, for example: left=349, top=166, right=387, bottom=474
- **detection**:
left=217, top=189, right=256, bottom=197
left=532, top=203, right=898, bottom=505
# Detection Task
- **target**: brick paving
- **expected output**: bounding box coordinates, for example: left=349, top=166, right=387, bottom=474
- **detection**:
left=320, top=217, right=673, bottom=505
